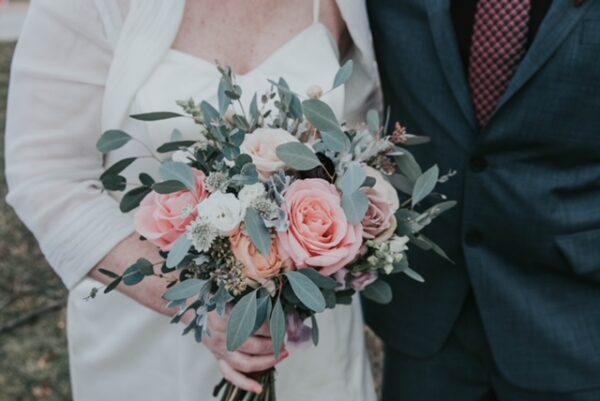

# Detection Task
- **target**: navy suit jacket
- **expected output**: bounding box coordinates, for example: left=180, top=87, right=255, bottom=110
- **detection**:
left=363, top=0, right=600, bottom=392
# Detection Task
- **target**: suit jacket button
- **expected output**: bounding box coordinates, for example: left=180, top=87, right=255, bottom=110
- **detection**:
left=465, top=230, right=484, bottom=247
left=470, top=156, right=488, bottom=173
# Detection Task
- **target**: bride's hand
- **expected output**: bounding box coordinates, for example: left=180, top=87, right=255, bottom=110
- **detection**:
left=203, top=310, right=288, bottom=394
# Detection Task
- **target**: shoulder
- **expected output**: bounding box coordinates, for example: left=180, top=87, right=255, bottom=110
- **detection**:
left=30, top=0, right=130, bottom=47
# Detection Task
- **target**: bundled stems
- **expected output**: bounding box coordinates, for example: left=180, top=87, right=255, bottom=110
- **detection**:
left=215, top=370, right=276, bottom=401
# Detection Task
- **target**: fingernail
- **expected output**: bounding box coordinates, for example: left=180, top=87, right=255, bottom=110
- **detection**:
left=255, top=385, right=263, bottom=394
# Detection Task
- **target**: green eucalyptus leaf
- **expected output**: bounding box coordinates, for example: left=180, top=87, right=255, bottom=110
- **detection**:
left=164, top=278, right=206, bottom=301
left=101, top=157, right=136, bottom=178
left=298, top=269, right=338, bottom=290
left=394, top=150, right=422, bottom=182
left=159, top=161, right=197, bottom=193
left=244, top=208, right=272, bottom=257
left=289, top=95, right=303, bottom=120
left=389, top=174, right=414, bottom=195
left=285, top=271, right=326, bottom=313
left=139, top=173, right=155, bottom=187
left=156, top=140, right=197, bottom=153
left=104, top=277, right=122, bottom=294
left=120, top=186, right=151, bottom=213
left=275, top=142, right=321, bottom=171
left=367, top=109, right=380, bottom=134
left=403, top=266, right=425, bottom=283
left=130, top=112, right=183, bottom=121
left=302, top=99, right=349, bottom=152
left=332, top=60, right=354, bottom=90
left=270, top=298, right=286, bottom=359
left=227, top=291, right=258, bottom=351
left=362, top=279, right=393, bottom=304
left=412, top=165, right=440, bottom=207
left=101, top=174, right=126, bottom=191
left=310, top=314, right=320, bottom=346
left=213, top=285, right=234, bottom=316
left=166, top=235, right=192, bottom=268
left=135, top=258, right=155, bottom=276
left=253, top=293, right=273, bottom=334
left=123, top=264, right=144, bottom=286
left=96, top=130, right=132, bottom=153
left=340, top=164, right=367, bottom=194
left=249, top=93, right=259, bottom=123
left=98, top=268, right=119, bottom=279
left=152, top=180, right=188, bottom=194
left=342, top=190, right=370, bottom=225
left=218, top=77, right=233, bottom=115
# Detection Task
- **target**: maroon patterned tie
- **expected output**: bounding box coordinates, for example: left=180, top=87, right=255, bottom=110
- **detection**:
left=469, top=0, right=532, bottom=128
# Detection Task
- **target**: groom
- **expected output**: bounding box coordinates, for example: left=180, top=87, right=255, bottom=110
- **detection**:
left=364, top=0, right=600, bottom=400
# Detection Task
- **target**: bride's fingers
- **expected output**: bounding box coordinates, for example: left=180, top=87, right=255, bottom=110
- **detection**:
left=218, top=359, right=263, bottom=395
left=227, top=351, right=282, bottom=374
left=238, top=336, right=277, bottom=356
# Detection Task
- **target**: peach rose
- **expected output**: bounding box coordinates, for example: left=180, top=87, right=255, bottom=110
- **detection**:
left=240, top=128, right=299, bottom=178
left=362, top=166, right=400, bottom=243
left=230, top=228, right=290, bottom=286
left=134, top=170, right=208, bottom=251
left=278, top=178, right=363, bottom=276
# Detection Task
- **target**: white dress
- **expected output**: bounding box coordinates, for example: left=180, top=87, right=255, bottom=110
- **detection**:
left=67, top=3, right=377, bottom=401
left=5, top=1, right=380, bottom=400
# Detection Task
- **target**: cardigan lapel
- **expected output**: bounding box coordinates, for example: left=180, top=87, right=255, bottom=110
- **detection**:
left=101, top=0, right=186, bottom=132
left=426, top=0, right=477, bottom=131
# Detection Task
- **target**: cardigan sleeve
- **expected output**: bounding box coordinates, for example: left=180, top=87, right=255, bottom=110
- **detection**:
left=4, top=0, right=135, bottom=289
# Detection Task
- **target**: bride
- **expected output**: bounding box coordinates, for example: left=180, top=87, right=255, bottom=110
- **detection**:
left=5, top=0, right=380, bottom=400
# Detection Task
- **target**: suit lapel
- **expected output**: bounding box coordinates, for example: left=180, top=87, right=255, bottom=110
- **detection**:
left=426, top=0, right=477, bottom=131
left=494, top=1, right=593, bottom=114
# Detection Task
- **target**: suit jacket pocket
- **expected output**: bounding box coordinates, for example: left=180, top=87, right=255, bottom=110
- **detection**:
left=555, top=227, right=600, bottom=276
left=580, top=19, right=600, bottom=45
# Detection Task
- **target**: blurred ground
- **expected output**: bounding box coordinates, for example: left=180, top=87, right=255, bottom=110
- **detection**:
left=0, top=40, right=384, bottom=400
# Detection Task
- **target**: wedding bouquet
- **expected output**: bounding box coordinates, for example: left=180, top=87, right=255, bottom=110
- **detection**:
left=94, top=61, right=455, bottom=401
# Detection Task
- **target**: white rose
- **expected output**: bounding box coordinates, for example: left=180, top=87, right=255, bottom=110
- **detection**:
left=240, top=128, right=299, bottom=179
left=198, top=192, right=243, bottom=236
left=238, top=183, right=267, bottom=211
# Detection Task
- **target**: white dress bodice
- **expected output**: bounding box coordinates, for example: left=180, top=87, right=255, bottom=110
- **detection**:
left=67, top=6, right=378, bottom=401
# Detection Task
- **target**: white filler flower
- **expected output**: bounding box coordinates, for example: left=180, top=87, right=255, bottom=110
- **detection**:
left=198, top=192, right=244, bottom=236
left=238, top=183, right=267, bottom=211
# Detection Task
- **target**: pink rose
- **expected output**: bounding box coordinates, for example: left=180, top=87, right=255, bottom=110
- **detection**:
left=278, top=178, right=363, bottom=276
left=362, top=166, right=400, bottom=243
left=240, top=128, right=299, bottom=179
left=134, top=170, right=208, bottom=251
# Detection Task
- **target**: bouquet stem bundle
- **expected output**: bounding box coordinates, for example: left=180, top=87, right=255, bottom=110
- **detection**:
left=214, top=370, right=276, bottom=401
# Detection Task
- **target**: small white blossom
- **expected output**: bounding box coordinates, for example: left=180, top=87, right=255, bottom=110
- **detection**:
left=238, top=183, right=267, bottom=210
left=198, top=192, right=243, bottom=236
left=187, top=220, right=218, bottom=253
left=206, top=172, right=231, bottom=193
left=306, top=85, right=324, bottom=100
left=172, top=149, right=195, bottom=164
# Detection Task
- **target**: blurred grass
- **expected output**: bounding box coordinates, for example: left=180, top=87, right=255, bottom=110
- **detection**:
left=0, top=39, right=384, bottom=400
left=0, top=42, right=71, bottom=401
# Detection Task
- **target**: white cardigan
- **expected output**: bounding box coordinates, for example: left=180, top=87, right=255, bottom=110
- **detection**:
left=5, top=0, right=379, bottom=289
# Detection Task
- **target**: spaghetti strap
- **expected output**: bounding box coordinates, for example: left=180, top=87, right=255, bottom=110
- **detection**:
left=313, top=0, right=321, bottom=23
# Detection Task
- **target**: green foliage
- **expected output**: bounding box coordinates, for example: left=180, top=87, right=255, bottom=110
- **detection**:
left=244, top=208, right=272, bottom=257
left=342, top=190, right=370, bottom=225
left=332, top=60, right=354, bottom=90
left=96, top=130, right=132, bottom=153
left=159, top=161, right=197, bottom=193
left=130, top=111, right=184, bottom=121
left=163, top=279, right=206, bottom=302
left=302, top=99, right=350, bottom=152
left=362, top=279, right=393, bottom=304
left=270, top=298, right=286, bottom=359
left=227, top=290, right=258, bottom=352
left=119, top=186, right=152, bottom=213
left=412, top=165, right=440, bottom=207
left=166, top=236, right=192, bottom=269
left=275, top=142, right=321, bottom=171
left=285, top=272, right=326, bottom=313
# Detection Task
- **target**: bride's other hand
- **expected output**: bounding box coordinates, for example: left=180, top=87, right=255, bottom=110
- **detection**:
left=202, top=310, right=288, bottom=394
